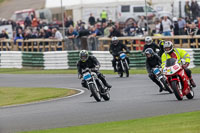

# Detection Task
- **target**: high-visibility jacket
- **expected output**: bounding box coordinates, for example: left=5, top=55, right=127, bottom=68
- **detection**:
left=161, top=48, right=190, bottom=68
left=101, top=11, right=107, bottom=19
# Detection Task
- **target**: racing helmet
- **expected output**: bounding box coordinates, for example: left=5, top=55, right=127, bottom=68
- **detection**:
left=145, top=48, right=154, bottom=58
left=145, top=36, right=153, bottom=45
left=163, top=41, right=174, bottom=54
left=79, top=50, right=89, bottom=62
left=111, top=36, right=119, bottom=45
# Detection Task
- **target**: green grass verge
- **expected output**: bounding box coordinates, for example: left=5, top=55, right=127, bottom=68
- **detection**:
left=0, top=67, right=200, bottom=74
left=0, top=87, right=78, bottom=106
left=20, top=111, right=200, bottom=133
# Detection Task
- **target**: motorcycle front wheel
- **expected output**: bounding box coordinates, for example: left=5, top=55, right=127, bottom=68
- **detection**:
left=186, top=88, right=194, bottom=99
left=124, top=63, right=129, bottom=77
left=171, top=80, right=183, bottom=101
left=160, top=78, right=173, bottom=93
left=89, top=83, right=101, bottom=102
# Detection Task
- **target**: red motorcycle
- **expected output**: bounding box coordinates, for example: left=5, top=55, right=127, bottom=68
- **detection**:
left=163, top=58, right=194, bottom=101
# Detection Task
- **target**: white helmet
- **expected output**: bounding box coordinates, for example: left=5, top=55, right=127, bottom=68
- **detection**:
left=172, top=17, right=177, bottom=22
left=163, top=41, right=174, bottom=54
left=112, top=36, right=119, bottom=45
left=145, top=36, right=152, bottom=45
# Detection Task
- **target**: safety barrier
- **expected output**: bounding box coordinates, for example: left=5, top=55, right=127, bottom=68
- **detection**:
left=44, top=51, right=69, bottom=69
left=22, top=52, right=44, bottom=69
left=193, top=49, right=200, bottom=67
left=0, top=51, right=22, bottom=68
left=0, top=49, right=197, bottom=70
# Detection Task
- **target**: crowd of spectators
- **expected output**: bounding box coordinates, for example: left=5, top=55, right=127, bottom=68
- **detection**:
left=1, top=1, right=200, bottom=50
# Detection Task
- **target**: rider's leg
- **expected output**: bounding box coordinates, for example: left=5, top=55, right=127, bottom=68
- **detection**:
left=184, top=68, right=196, bottom=87
left=97, top=72, right=112, bottom=89
left=149, top=73, right=164, bottom=92
left=112, top=58, right=117, bottom=72
left=81, top=80, right=88, bottom=89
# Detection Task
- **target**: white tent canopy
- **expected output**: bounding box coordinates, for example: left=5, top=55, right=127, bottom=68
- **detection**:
left=45, top=0, right=148, bottom=9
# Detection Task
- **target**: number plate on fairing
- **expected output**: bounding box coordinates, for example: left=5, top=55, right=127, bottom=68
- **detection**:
left=120, top=53, right=126, bottom=59
left=83, top=72, right=91, bottom=80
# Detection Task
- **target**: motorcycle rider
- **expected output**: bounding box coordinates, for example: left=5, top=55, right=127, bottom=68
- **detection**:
left=145, top=48, right=165, bottom=92
left=109, top=36, right=130, bottom=72
left=161, top=41, right=196, bottom=87
left=143, top=36, right=160, bottom=54
left=77, top=50, right=112, bottom=91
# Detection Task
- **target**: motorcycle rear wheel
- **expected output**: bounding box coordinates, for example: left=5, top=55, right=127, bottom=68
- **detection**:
left=171, top=80, right=183, bottom=101
left=102, top=91, right=110, bottom=101
left=89, top=83, right=101, bottom=102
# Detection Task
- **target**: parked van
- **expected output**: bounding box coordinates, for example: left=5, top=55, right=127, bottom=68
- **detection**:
left=117, top=5, right=157, bottom=23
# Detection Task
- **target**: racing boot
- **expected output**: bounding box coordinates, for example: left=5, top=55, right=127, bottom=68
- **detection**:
left=190, top=78, right=196, bottom=88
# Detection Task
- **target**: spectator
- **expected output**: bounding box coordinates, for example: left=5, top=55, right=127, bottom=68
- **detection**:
left=0, top=29, right=9, bottom=39
left=24, top=16, right=32, bottom=28
left=185, top=1, right=191, bottom=19
left=161, top=16, right=172, bottom=36
left=172, top=17, right=179, bottom=36
left=31, top=17, right=38, bottom=27
left=14, top=29, right=24, bottom=46
left=186, top=22, right=199, bottom=45
left=108, top=26, right=123, bottom=38
left=191, top=0, right=199, bottom=20
left=88, top=13, right=96, bottom=26
left=65, top=16, right=74, bottom=28
left=100, top=10, right=108, bottom=23
left=178, top=17, right=186, bottom=35
left=52, top=28, right=63, bottom=40
left=89, top=26, right=102, bottom=37
left=155, top=20, right=161, bottom=34
left=138, top=16, right=147, bottom=29
left=66, top=25, right=78, bottom=39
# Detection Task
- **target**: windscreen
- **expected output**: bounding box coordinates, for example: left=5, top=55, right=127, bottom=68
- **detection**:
left=165, top=58, right=176, bottom=67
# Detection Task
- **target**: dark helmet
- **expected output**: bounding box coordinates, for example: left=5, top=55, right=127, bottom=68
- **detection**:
left=79, top=50, right=89, bottom=62
left=145, top=48, right=154, bottom=58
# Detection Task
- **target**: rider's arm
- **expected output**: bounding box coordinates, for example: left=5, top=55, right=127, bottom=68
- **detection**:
left=161, top=53, right=167, bottom=69
left=122, top=43, right=130, bottom=53
left=91, top=56, right=100, bottom=67
left=77, top=61, right=82, bottom=75
left=179, top=48, right=190, bottom=64
left=146, top=60, right=152, bottom=73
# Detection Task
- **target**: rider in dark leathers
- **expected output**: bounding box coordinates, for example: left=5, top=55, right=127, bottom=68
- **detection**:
left=109, top=36, right=130, bottom=72
left=145, top=48, right=164, bottom=92
left=77, top=50, right=112, bottom=89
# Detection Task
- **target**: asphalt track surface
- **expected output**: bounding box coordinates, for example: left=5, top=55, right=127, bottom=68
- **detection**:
left=0, top=74, right=199, bottom=133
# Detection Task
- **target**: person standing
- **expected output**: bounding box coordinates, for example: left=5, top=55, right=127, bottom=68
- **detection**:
left=161, top=16, right=172, bottom=36
left=185, top=1, right=191, bottom=19
left=178, top=17, right=186, bottom=35
left=100, top=10, right=108, bottom=23
left=88, top=13, right=96, bottom=26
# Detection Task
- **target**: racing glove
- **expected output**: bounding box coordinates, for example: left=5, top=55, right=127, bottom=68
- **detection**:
left=183, top=62, right=189, bottom=69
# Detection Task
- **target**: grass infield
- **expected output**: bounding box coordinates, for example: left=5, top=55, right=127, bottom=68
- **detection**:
left=0, top=87, right=78, bottom=107
left=20, top=111, right=200, bottom=133
left=0, top=67, right=200, bottom=74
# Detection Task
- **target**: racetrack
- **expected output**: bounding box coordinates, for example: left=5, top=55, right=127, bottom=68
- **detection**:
left=0, top=74, right=199, bottom=133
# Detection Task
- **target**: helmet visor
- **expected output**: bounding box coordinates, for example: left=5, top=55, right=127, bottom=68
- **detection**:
left=81, top=55, right=88, bottom=61
left=164, top=47, right=171, bottom=52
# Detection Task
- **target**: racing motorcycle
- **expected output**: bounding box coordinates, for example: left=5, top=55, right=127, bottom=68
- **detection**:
left=163, top=58, right=194, bottom=100
left=152, top=66, right=173, bottom=93
left=116, top=52, right=129, bottom=77
left=81, top=68, right=110, bottom=102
